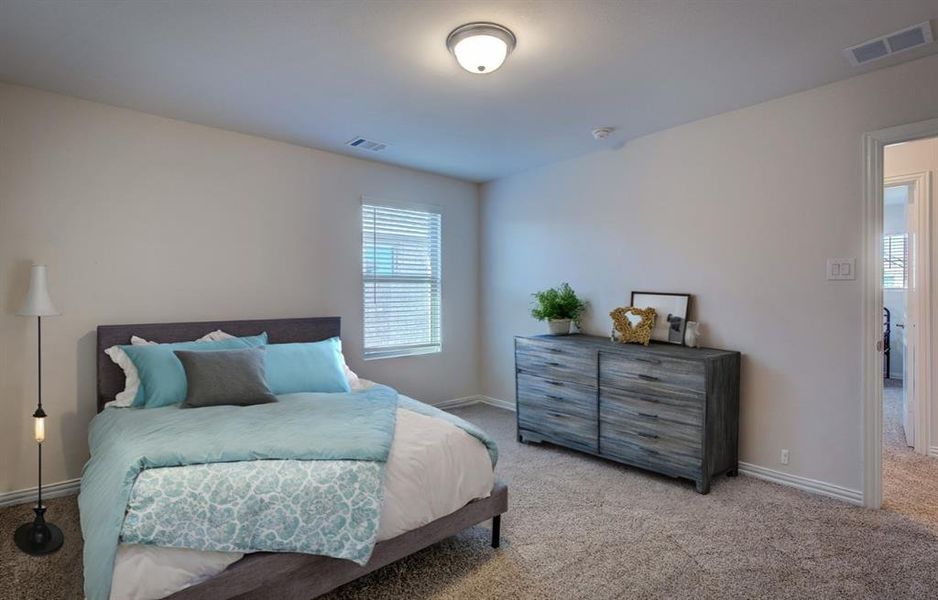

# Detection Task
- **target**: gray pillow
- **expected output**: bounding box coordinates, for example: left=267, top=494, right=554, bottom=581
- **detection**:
left=174, top=347, right=278, bottom=408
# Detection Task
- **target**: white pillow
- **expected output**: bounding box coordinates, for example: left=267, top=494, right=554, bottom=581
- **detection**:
left=335, top=339, right=361, bottom=389
left=104, top=330, right=233, bottom=408
left=199, top=330, right=236, bottom=342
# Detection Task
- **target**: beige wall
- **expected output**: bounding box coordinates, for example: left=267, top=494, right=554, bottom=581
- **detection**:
left=0, top=83, right=480, bottom=494
left=480, top=54, right=938, bottom=493
left=884, top=137, right=938, bottom=449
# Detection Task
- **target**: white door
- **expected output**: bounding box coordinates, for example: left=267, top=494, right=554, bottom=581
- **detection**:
left=902, top=183, right=918, bottom=447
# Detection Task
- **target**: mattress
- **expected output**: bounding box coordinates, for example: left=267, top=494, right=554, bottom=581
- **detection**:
left=109, top=391, right=495, bottom=600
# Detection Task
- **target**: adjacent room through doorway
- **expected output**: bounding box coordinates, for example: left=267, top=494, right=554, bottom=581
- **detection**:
left=881, top=135, right=938, bottom=529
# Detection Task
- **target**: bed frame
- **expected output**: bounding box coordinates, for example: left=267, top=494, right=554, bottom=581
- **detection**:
left=96, top=316, right=508, bottom=600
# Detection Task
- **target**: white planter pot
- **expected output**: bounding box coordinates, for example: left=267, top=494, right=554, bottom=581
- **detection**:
left=547, top=319, right=572, bottom=335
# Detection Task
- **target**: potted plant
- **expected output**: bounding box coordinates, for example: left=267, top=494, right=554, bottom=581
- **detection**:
left=530, top=283, right=587, bottom=335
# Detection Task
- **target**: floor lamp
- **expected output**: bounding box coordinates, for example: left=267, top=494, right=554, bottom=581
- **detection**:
left=14, top=264, right=64, bottom=555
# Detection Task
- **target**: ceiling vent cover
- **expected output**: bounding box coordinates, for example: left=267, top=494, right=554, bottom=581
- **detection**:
left=346, top=137, right=389, bottom=152
left=844, top=21, right=934, bottom=66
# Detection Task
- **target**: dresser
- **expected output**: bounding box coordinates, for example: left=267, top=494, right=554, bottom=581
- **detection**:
left=515, top=334, right=740, bottom=494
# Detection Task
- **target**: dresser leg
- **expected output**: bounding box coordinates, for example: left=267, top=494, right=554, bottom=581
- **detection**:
left=726, top=468, right=738, bottom=477
left=695, top=479, right=710, bottom=494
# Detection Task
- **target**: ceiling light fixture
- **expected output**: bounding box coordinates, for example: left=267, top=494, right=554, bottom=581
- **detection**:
left=446, top=22, right=516, bottom=74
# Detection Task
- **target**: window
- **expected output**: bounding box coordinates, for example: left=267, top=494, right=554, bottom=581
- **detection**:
left=362, top=202, right=441, bottom=359
left=883, top=233, right=908, bottom=289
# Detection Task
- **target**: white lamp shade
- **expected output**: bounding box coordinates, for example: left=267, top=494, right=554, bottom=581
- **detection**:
left=17, top=264, right=60, bottom=317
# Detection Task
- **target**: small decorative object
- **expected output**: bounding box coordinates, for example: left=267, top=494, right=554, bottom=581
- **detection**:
left=530, top=283, right=587, bottom=336
left=631, top=292, right=691, bottom=344
left=14, top=264, right=64, bottom=555
left=684, top=321, right=701, bottom=348
left=610, top=306, right=657, bottom=346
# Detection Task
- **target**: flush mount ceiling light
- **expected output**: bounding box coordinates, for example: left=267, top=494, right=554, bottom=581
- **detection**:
left=446, top=22, right=516, bottom=74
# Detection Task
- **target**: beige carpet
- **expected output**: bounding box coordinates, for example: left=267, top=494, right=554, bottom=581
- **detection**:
left=882, top=380, right=938, bottom=530
left=3, top=402, right=938, bottom=600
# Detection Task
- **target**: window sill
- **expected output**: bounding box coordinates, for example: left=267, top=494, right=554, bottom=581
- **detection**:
left=363, top=346, right=441, bottom=361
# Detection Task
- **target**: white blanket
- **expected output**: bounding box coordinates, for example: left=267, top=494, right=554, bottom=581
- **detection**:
left=109, top=394, right=495, bottom=600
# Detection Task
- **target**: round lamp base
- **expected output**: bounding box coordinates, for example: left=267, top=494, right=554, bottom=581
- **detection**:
left=14, top=521, right=64, bottom=555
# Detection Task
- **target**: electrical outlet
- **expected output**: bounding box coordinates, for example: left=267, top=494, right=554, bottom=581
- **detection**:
left=780, top=449, right=790, bottom=465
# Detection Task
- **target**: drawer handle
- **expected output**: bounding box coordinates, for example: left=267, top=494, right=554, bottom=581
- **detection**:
left=547, top=380, right=564, bottom=387
left=638, top=432, right=659, bottom=439
left=546, top=394, right=564, bottom=401
left=547, top=361, right=562, bottom=366
left=549, top=348, right=563, bottom=353
left=634, top=357, right=662, bottom=365
left=638, top=412, right=658, bottom=420
left=637, top=374, right=659, bottom=382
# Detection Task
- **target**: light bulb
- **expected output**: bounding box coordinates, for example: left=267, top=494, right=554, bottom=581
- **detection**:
left=453, top=35, right=509, bottom=74
left=34, top=415, right=45, bottom=444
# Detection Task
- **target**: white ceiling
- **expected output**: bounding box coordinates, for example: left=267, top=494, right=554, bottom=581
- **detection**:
left=1, top=1, right=936, bottom=182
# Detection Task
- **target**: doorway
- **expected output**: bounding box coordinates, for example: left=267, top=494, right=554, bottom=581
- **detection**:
left=862, top=119, right=938, bottom=511
left=879, top=140, right=937, bottom=525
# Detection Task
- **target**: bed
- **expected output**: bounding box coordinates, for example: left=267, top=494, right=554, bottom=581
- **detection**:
left=90, top=316, right=508, bottom=600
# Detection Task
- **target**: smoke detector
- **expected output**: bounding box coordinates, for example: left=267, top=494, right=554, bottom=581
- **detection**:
left=844, top=21, right=934, bottom=66
left=592, top=127, right=614, bottom=141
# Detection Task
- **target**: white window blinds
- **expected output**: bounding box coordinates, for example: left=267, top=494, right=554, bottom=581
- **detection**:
left=362, top=203, right=442, bottom=359
left=883, top=233, right=908, bottom=289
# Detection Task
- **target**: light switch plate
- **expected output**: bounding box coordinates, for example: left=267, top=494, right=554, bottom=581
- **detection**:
left=827, top=258, right=856, bottom=281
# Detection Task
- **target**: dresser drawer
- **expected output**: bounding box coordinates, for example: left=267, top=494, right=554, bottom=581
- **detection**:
left=600, top=384, right=703, bottom=428
left=516, top=338, right=596, bottom=388
left=517, top=373, right=596, bottom=421
left=518, top=414, right=598, bottom=454
left=599, top=433, right=701, bottom=480
left=600, top=352, right=705, bottom=395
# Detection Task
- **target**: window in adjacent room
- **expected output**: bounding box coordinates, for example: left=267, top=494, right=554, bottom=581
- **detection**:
left=883, top=233, right=909, bottom=289
left=362, top=202, right=442, bottom=359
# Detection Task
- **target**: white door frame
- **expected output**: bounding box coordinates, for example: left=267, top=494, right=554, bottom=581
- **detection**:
left=861, top=117, right=938, bottom=509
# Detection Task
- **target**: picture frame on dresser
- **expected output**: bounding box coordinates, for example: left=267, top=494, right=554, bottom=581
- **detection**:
left=630, top=291, right=691, bottom=344
left=514, top=333, right=739, bottom=494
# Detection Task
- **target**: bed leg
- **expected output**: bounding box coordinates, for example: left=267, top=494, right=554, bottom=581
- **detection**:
left=491, top=514, right=501, bottom=548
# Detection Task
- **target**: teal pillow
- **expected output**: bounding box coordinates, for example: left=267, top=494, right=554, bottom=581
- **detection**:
left=122, top=333, right=268, bottom=408
left=265, top=338, right=351, bottom=395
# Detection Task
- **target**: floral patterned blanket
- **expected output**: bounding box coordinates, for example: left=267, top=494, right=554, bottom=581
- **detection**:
left=121, top=459, right=385, bottom=559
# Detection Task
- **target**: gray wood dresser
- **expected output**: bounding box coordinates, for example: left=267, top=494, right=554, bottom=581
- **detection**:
left=515, top=334, right=740, bottom=494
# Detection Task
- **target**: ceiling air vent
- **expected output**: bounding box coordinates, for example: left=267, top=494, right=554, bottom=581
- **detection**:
left=346, top=137, right=389, bottom=152
left=844, top=21, right=934, bottom=66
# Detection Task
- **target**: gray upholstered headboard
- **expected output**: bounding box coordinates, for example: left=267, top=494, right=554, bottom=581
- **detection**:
left=96, top=317, right=341, bottom=412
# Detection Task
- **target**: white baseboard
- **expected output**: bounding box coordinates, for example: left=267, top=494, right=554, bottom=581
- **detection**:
left=478, top=395, right=516, bottom=411
left=929, top=446, right=938, bottom=458
left=738, top=462, right=863, bottom=505
left=0, top=478, right=81, bottom=509
left=435, top=394, right=516, bottom=412
left=433, top=395, right=483, bottom=410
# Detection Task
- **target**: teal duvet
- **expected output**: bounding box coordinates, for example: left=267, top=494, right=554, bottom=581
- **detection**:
left=80, top=385, right=497, bottom=600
